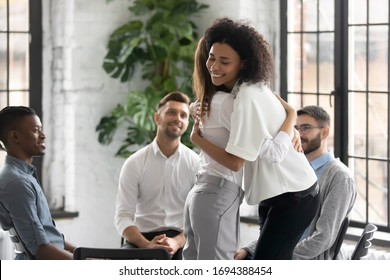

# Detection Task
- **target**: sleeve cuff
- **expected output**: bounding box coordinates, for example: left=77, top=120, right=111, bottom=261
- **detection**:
left=275, top=131, right=291, bottom=147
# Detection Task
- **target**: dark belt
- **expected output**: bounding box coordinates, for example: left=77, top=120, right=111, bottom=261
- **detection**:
left=292, top=182, right=319, bottom=198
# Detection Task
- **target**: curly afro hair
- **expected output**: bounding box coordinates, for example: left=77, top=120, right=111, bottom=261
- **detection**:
left=204, top=17, right=274, bottom=86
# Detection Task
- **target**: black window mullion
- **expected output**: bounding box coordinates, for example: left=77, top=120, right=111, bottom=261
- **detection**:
left=29, top=0, right=42, bottom=118
left=334, top=0, right=349, bottom=162
left=280, top=0, right=287, bottom=100
left=29, top=0, right=43, bottom=183
left=6, top=0, right=10, bottom=105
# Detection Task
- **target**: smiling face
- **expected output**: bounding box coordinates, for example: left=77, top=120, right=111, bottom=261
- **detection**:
left=10, top=115, right=46, bottom=162
left=154, top=100, right=190, bottom=139
left=206, top=42, right=244, bottom=91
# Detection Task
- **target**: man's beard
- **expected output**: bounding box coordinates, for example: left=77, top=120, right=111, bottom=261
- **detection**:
left=165, top=130, right=183, bottom=139
left=302, top=133, right=321, bottom=155
left=165, top=123, right=184, bottom=139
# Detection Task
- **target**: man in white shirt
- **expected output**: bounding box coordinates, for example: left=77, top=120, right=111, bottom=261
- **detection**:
left=114, top=92, right=200, bottom=259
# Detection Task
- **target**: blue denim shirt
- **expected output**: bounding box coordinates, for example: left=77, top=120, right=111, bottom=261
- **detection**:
left=0, top=155, right=64, bottom=259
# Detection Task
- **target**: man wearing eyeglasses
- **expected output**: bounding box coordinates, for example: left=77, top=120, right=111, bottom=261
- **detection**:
left=235, top=105, right=357, bottom=260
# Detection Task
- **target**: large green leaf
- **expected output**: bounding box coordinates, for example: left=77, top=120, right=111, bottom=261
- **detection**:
left=118, top=37, right=142, bottom=64
left=96, top=104, right=127, bottom=145
left=109, top=21, right=143, bottom=43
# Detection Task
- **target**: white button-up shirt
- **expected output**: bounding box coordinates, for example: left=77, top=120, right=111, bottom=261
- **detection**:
left=226, top=82, right=317, bottom=204
left=115, top=139, right=200, bottom=235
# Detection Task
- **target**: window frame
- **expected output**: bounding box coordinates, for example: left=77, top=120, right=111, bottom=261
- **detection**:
left=0, top=0, right=42, bottom=180
left=280, top=0, right=390, bottom=234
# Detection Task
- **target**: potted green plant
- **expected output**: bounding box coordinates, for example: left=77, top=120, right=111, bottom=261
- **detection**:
left=96, top=0, right=208, bottom=157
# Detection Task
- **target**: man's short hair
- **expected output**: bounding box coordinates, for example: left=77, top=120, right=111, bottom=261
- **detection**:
left=0, top=106, right=36, bottom=148
left=157, top=92, right=190, bottom=110
left=297, top=105, right=330, bottom=127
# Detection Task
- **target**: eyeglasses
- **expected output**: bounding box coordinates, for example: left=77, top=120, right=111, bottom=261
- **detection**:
left=294, top=125, right=323, bottom=135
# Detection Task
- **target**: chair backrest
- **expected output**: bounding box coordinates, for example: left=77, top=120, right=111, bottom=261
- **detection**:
left=332, top=216, right=350, bottom=260
left=350, top=223, right=378, bottom=260
left=73, top=247, right=171, bottom=260
left=8, top=227, right=35, bottom=259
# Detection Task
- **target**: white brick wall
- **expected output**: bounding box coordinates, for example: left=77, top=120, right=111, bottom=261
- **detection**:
left=39, top=0, right=279, bottom=250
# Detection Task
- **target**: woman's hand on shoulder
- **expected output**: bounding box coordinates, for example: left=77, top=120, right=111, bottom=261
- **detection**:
left=190, top=118, right=202, bottom=145
left=189, top=101, right=199, bottom=120
left=273, top=92, right=296, bottom=118
left=189, top=99, right=209, bottom=120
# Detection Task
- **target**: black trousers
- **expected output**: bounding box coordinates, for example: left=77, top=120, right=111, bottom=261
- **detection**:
left=253, top=182, right=320, bottom=260
left=122, top=229, right=182, bottom=260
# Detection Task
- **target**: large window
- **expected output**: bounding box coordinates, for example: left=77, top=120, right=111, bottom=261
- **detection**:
left=0, top=0, right=42, bottom=173
left=281, top=0, right=390, bottom=232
